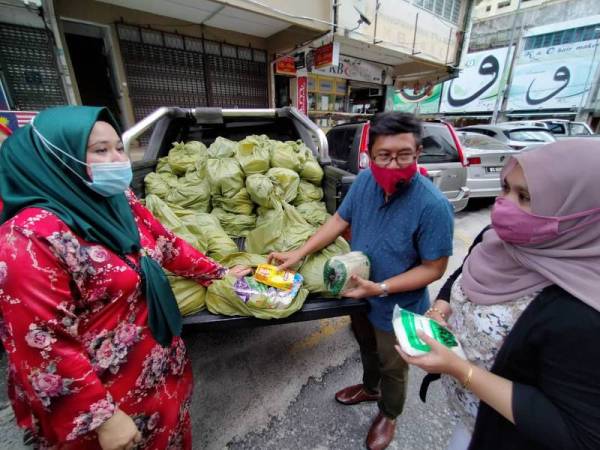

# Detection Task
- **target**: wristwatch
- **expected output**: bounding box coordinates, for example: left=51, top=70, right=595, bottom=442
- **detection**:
left=379, top=282, right=389, bottom=297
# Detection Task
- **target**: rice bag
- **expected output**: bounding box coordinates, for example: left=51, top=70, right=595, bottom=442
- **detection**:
left=323, top=251, right=371, bottom=296
left=392, top=305, right=466, bottom=358
left=236, top=136, right=270, bottom=175
left=208, top=136, right=237, bottom=159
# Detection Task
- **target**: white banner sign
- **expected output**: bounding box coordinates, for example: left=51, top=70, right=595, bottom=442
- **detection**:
left=507, top=39, right=600, bottom=110
left=311, top=55, right=391, bottom=84
left=440, top=47, right=513, bottom=113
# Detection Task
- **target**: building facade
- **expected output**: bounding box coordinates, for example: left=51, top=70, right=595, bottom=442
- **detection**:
left=0, top=0, right=473, bottom=133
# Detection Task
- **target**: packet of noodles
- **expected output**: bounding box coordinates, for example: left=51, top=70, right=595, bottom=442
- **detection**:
left=254, top=263, right=297, bottom=291
left=392, top=305, right=466, bottom=358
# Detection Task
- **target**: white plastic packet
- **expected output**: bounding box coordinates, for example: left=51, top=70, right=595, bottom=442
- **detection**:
left=323, top=251, right=370, bottom=296
left=392, top=305, right=466, bottom=358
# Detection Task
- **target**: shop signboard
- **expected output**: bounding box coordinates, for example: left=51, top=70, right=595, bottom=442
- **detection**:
left=385, top=84, right=442, bottom=114
left=313, top=42, right=340, bottom=69
left=275, top=56, right=296, bottom=76
left=311, top=54, right=389, bottom=84
left=440, top=46, right=513, bottom=113
left=297, top=76, right=308, bottom=115
left=507, top=39, right=600, bottom=110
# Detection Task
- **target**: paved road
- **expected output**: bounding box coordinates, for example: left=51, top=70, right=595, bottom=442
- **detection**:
left=0, top=200, right=493, bottom=450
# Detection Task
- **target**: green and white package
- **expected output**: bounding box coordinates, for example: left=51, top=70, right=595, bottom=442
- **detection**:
left=392, top=305, right=466, bottom=358
left=323, top=251, right=370, bottom=296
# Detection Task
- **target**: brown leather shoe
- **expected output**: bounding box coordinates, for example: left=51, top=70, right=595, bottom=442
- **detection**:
left=366, top=412, right=396, bottom=450
left=335, top=384, right=380, bottom=405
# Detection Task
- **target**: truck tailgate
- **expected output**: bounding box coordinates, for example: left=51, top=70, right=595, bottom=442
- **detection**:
left=182, top=296, right=368, bottom=332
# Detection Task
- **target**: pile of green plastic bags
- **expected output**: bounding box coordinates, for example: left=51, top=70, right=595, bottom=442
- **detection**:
left=143, top=136, right=349, bottom=320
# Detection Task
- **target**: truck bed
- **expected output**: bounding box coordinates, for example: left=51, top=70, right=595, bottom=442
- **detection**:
left=182, top=296, right=369, bottom=333
left=126, top=107, right=361, bottom=332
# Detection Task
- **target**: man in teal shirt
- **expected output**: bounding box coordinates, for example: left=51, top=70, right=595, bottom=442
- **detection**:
left=270, top=112, right=454, bottom=450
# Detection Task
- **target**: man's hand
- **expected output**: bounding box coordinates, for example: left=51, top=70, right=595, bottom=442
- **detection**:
left=341, top=275, right=382, bottom=299
left=267, top=249, right=304, bottom=270
left=97, top=409, right=141, bottom=450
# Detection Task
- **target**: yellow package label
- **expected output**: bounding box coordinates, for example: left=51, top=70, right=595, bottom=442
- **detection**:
left=254, top=264, right=296, bottom=291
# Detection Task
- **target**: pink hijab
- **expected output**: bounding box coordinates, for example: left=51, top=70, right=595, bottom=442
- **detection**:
left=461, top=139, right=600, bottom=312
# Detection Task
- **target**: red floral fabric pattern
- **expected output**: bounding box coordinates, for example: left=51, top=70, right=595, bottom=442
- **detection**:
left=0, top=193, right=224, bottom=449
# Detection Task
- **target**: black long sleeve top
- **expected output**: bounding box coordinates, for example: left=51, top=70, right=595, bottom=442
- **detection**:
left=432, top=226, right=600, bottom=449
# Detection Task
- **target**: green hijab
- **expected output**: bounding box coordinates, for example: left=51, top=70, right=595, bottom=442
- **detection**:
left=0, top=106, right=181, bottom=347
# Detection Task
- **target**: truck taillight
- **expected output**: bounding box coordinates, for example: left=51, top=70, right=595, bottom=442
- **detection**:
left=444, top=122, right=467, bottom=167
left=358, top=122, right=370, bottom=170
left=467, top=157, right=481, bottom=166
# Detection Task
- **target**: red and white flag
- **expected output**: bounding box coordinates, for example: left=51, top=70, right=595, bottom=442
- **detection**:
left=15, top=111, right=38, bottom=127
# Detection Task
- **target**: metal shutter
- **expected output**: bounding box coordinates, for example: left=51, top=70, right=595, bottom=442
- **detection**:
left=117, top=23, right=268, bottom=123
left=0, top=22, right=66, bottom=110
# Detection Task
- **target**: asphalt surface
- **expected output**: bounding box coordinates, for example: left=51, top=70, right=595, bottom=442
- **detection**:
left=0, top=200, right=493, bottom=450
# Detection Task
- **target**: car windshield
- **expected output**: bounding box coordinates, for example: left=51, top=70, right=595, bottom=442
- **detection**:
left=506, top=130, right=554, bottom=142
left=459, top=134, right=512, bottom=150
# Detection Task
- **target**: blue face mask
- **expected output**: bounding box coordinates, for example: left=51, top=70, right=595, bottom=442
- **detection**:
left=31, top=121, right=132, bottom=197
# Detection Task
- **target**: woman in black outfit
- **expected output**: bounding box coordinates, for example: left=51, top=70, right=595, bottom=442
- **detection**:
left=398, top=140, right=600, bottom=450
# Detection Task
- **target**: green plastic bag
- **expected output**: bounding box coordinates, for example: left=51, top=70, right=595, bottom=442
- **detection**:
left=178, top=212, right=238, bottom=262
left=156, top=156, right=173, bottom=174
left=245, top=203, right=314, bottom=254
left=293, top=180, right=323, bottom=205
left=236, top=135, right=270, bottom=175
left=267, top=167, right=300, bottom=204
left=300, top=159, right=324, bottom=185
left=165, top=170, right=211, bottom=213
left=144, top=172, right=171, bottom=198
left=167, top=274, right=207, bottom=316
left=205, top=274, right=308, bottom=319
left=295, top=202, right=330, bottom=227
left=144, top=195, right=207, bottom=253
left=255, top=206, right=281, bottom=227
left=207, top=158, right=245, bottom=198
left=168, top=141, right=208, bottom=175
left=299, top=237, right=350, bottom=294
left=208, top=136, right=237, bottom=159
left=211, top=207, right=256, bottom=238
left=212, top=188, right=254, bottom=216
left=270, top=141, right=305, bottom=172
left=219, top=252, right=267, bottom=268
left=246, top=174, right=277, bottom=208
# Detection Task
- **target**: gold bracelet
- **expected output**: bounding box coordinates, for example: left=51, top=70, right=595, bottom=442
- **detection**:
left=462, top=365, right=474, bottom=390
left=425, top=306, right=446, bottom=320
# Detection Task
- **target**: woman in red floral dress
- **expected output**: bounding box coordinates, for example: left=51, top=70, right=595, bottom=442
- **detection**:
left=0, top=106, right=248, bottom=449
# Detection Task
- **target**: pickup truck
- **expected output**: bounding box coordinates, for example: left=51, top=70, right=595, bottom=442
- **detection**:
left=124, top=106, right=369, bottom=332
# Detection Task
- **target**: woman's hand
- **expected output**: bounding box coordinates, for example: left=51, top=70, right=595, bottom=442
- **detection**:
left=342, top=275, right=381, bottom=299
left=97, top=409, right=141, bottom=450
left=425, top=299, right=452, bottom=327
left=229, top=265, right=252, bottom=278
left=395, top=331, right=468, bottom=378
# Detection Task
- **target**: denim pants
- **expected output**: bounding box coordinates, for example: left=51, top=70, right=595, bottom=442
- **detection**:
left=351, top=312, right=409, bottom=419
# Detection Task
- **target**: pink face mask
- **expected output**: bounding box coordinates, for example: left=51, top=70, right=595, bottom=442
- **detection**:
left=491, top=196, right=600, bottom=245
left=369, top=160, right=418, bottom=195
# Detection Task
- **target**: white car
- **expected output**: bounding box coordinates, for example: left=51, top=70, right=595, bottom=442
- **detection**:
left=458, top=124, right=556, bottom=150
left=457, top=132, right=519, bottom=200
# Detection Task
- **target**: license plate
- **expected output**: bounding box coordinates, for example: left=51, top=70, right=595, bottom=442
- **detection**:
left=486, top=167, right=503, bottom=173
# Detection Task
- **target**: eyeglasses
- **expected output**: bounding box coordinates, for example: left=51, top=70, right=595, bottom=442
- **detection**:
left=373, top=153, right=416, bottom=167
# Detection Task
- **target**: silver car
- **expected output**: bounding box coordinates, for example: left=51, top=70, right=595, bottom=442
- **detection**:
left=458, top=124, right=555, bottom=150
left=457, top=132, right=519, bottom=200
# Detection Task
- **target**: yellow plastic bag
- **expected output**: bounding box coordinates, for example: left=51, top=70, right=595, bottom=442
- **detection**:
left=167, top=274, right=207, bottom=316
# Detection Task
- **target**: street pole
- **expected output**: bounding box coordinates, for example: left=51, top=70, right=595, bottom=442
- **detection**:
left=491, top=0, right=522, bottom=124
left=576, top=28, right=600, bottom=121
